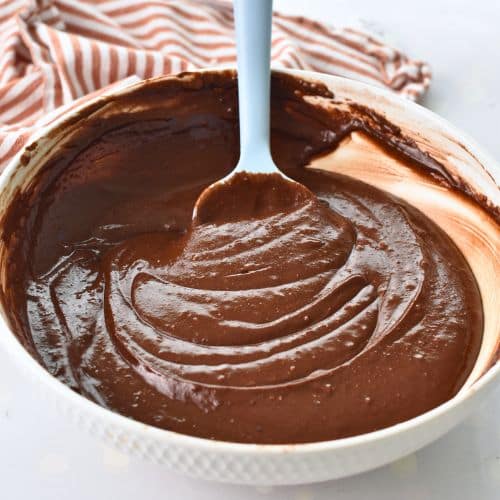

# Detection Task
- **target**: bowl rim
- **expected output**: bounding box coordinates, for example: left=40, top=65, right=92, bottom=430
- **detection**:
left=0, top=67, right=498, bottom=456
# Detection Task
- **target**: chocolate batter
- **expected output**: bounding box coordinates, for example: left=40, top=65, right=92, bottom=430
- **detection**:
left=0, top=72, right=483, bottom=444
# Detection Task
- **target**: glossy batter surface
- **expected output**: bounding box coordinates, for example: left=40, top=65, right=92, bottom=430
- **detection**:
left=1, top=73, right=483, bottom=443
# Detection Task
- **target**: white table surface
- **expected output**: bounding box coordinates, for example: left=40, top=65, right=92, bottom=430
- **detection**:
left=1, top=0, right=499, bottom=498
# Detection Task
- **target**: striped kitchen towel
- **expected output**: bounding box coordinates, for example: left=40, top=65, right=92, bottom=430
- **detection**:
left=0, top=0, right=431, bottom=171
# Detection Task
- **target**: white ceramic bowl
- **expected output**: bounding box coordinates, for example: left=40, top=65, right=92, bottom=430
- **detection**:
left=0, top=69, right=498, bottom=485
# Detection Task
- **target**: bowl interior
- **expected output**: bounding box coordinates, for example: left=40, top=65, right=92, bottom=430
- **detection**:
left=305, top=74, right=500, bottom=387
left=0, top=68, right=498, bottom=441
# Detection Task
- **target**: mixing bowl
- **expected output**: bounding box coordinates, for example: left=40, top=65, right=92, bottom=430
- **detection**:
left=0, top=69, right=498, bottom=485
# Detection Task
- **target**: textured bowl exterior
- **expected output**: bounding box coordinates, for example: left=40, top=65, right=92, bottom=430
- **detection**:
left=0, top=69, right=498, bottom=485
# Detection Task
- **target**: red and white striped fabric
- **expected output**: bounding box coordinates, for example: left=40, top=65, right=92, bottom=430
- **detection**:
left=0, top=0, right=431, bottom=171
